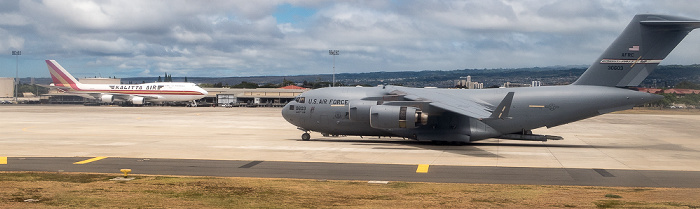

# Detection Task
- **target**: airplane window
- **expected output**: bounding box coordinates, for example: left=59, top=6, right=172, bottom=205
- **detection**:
left=296, top=97, right=305, bottom=103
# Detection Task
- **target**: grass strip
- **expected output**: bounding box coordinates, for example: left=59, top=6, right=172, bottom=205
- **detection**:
left=1, top=172, right=700, bottom=208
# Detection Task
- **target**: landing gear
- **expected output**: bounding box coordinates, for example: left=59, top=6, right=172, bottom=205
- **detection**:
left=301, top=133, right=311, bottom=141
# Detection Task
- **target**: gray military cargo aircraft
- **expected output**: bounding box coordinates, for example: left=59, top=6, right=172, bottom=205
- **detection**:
left=282, top=14, right=700, bottom=143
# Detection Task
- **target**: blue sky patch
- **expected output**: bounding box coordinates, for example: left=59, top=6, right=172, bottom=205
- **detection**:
left=273, top=4, right=316, bottom=24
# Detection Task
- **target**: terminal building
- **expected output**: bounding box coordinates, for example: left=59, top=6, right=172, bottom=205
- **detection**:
left=80, top=78, right=121, bottom=84
left=203, top=86, right=307, bottom=107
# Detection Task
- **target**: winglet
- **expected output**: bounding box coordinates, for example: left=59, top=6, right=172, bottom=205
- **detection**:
left=488, top=92, right=514, bottom=119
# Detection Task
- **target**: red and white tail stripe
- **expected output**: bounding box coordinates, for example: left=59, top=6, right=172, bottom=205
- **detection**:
left=46, top=60, right=81, bottom=90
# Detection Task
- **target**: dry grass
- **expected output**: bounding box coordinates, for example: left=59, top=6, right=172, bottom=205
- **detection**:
left=2, top=172, right=700, bottom=208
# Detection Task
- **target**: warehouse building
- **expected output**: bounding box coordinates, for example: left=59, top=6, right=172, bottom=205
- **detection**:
left=204, top=86, right=308, bottom=107
left=0, top=77, right=13, bottom=98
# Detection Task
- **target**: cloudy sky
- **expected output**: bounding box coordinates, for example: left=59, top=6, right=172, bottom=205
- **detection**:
left=1, top=0, right=699, bottom=79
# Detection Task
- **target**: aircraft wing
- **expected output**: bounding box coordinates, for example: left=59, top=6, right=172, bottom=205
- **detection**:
left=386, top=86, right=498, bottom=120
left=36, top=84, right=71, bottom=92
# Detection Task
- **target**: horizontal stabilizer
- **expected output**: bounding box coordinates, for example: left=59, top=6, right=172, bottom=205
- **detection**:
left=640, top=20, right=700, bottom=28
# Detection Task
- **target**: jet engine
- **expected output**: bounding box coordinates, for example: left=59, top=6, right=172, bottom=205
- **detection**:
left=131, top=96, right=145, bottom=105
left=100, top=95, right=114, bottom=103
left=369, top=106, right=427, bottom=129
left=348, top=100, right=379, bottom=122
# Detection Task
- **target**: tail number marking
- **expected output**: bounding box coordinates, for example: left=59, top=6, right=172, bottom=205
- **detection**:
left=607, top=65, right=624, bottom=71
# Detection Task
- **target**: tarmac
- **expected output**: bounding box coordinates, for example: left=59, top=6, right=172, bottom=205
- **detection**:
left=1, top=105, right=700, bottom=187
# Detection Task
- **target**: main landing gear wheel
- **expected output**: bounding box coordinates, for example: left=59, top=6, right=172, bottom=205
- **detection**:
left=301, top=133, right=311, bottom=141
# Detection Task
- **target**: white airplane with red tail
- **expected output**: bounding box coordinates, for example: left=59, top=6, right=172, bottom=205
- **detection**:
left=47, top=60, right=208, bottom=105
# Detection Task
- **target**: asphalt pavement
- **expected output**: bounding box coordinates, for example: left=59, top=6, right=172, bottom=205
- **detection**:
left=2, top=106, right=699, bottom=187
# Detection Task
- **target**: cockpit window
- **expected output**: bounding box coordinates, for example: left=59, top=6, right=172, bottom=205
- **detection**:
left=295, top=97, right=305, bottom=103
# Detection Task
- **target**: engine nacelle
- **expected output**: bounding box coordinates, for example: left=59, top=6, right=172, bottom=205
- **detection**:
left=369, top=106, right=428, bottom=129
left=131, top=96, right=145, bottom=105
left=100, top=94, right=114, bottom=103
left=348, top=100, right=379, bottom=122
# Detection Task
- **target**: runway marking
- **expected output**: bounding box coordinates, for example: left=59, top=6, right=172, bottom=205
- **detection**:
left=416, top=164, right=429, bottom=173
left=74, top=157, right=108, bottom=164
left=368, top=181, right=389, bottom=184
left=239, top=161, right=263, bottom=168
left=1, top=157, right=6, bottom=164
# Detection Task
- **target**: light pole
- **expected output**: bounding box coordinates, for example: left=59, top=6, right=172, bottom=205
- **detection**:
left=329, top=50, right=339, bottom=87
left=12, top=50, right=21, bottom=103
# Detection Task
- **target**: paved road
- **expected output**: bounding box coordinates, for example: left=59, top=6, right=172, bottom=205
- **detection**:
left=2, top=106, right=700, bottom=187
left=2, top=157, right=700, bottom=188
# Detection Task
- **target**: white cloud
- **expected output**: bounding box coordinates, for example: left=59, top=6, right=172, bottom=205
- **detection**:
left=0, top=28, right=24, bottom=51
left=68, top=37, right=140, bottom=56
left=171, top=26, right=214, bottom=43
left=1, top=0, right=700, bottom=78
left=278, top=23, right=304, bottom=34
left=0, top=12, right=29, bottom=26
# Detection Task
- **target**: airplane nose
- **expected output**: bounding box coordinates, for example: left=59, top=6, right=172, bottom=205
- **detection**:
left=281, top=102, right=304, bottom=128
left=281, top=102, right=294, bottom=123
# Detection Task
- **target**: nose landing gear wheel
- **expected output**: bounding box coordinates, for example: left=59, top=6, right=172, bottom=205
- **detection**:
left=301, top=133, right=311, bottom=141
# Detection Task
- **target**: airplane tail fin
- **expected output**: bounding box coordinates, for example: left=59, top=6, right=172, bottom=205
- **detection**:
left=573, top=14, right=700, bottom=87
left=46, top=60, right=81, bottom=90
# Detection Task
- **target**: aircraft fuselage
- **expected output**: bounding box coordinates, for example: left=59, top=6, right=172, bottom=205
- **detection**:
left=282, top=85, right=661, bottom=142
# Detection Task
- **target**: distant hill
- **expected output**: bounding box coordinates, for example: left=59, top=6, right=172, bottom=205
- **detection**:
left=20, top=65, right=700, bottom=88
left=112, top=67, right=586, bottom=88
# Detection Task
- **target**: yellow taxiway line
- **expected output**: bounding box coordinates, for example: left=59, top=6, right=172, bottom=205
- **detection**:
left=74, top=157, right=108, bottom=164
left=416, top=164, right=429, bottom=173
left=1, top=157, right=6, bottom=164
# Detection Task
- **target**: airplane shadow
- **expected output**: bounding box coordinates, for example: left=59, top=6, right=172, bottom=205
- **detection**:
left=469, top=142, right=624, bottom=149
left=287, top=137, right=637, bottom=158
left=472, top=142, right=698, bottom=152
left=287, top=138, right=502, bottom=157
